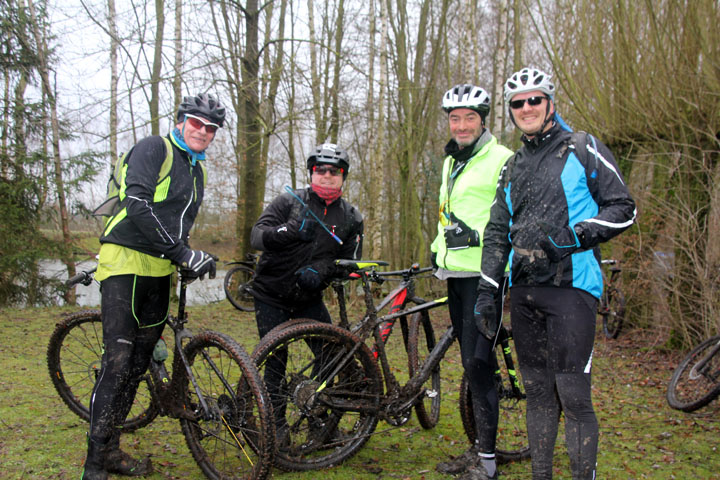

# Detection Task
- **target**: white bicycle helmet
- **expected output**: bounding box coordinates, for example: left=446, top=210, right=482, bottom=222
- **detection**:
left=442, top=84, right=491, bottom=117
left=503, top=68, right=555, bottom=103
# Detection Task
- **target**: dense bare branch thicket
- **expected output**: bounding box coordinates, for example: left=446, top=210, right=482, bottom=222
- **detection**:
left=536, top=0, right=720, bottom=345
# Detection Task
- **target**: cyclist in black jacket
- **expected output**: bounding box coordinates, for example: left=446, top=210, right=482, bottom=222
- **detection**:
left=474, top=68, right=636, bottom=480
left=250, top=144, right=363, bottom=439
left=82, top=94, right=225, bottom=480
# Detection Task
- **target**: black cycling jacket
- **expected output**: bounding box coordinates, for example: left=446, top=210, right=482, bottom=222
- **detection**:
left=100, top=134, right=204, bottom=262
left=250, top=187, right=363, bottom=309
left=480, top=123, right=636, bottom=298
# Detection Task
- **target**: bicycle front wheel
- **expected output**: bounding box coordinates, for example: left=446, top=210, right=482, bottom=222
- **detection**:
left=252, top=320, right=383, bottom=471
left=407, top=310, right=441, bottom=429
left=224, top=265, right=256, bottom=312
left=459, top=348, right=530, bottom=462
left=180, top=330, right=274, bottom=480
left=46, top=310, right=157, bottom=431
left=667, top=335, right=720, bottom=412
left=601, top=286, right=625, bottom=339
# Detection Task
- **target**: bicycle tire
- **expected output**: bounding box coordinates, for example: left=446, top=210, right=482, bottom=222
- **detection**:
left=224, top=265, right=256, bottom=312
left=407, top=310, right=441, bottom=429
left=46, top=310, right=158, bottom=431
left=252, top=320, right=382, bottom=471
left=667, top=334, right=720, bottom=412
left=180, top=330, right=274, bottom=480
left=601, top=286, right=625, bottom=339
left=459, top=344, right=530, bottom=463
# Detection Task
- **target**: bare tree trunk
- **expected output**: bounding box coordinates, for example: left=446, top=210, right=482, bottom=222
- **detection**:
left=173, top=0, right=182, bottom=113
left=240, top=0, right=263, bottom=256
left=108, top=0, right=118, bottom=161
left=307, top=0, right=323, bottom=143
left=328, top=0, right=345, bottom=142
left=150, top=0, right=165, bottom=134
left=491, top=0, right=508, bottom=137
left=25, top=0, right=76, bottom=301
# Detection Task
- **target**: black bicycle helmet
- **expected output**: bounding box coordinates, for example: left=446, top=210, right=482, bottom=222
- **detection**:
left=306, top=143, right=350, bottom=178
left=442, top=84, right=491, bottom=118
left=177, top=93, right=226, bottom=127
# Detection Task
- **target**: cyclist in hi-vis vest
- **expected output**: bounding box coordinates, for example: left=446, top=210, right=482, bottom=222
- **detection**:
left=431, top=84, right=513, bottom=480
left=474, top=68, right=636, bottom=480
left=82, top=94, right=225, bottom=480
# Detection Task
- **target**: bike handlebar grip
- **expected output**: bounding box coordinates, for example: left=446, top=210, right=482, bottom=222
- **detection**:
left=66, top=272, right=88, bottom=287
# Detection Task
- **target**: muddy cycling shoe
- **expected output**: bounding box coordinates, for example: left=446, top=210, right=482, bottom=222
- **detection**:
left=105, top=448, right=153, bottom=476
left=458, top=464, right=498, bottom=480
left=436, top=445, right=481, bottom=475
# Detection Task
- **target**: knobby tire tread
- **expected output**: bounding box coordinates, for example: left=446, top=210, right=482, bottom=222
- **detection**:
left=46, top=309, right=157, bottom=431
left=224, top=265, right=256, bottom=312
left=407, top=311, right=441, bottom=429
left=251, top=321, right=382, bottom=471
left=667, top=334, right=720, bottom=412
left=180, top=330, right=274, bottom=480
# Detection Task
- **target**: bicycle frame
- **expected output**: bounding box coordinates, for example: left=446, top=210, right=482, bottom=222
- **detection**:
left=322, top=262, right=451, bottom=419
left=144, top=279, right=221, bottom=420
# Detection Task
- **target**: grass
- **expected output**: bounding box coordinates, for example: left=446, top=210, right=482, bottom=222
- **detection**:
left=1, top=296, right=719, bottom=479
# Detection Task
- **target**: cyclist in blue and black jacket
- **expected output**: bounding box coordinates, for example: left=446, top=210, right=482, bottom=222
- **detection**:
left=474, top=68, right=636, bottom=480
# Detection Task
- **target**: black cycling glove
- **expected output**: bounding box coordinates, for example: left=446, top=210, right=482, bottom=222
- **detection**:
left=537, top=221, right=582, bottom=263
left=444, top=213, right=480, bottom=250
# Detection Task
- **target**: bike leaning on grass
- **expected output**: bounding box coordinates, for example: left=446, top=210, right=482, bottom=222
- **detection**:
left=48, top=267, right=275, bottom=479
left=667, top=334, right=720, bottom=412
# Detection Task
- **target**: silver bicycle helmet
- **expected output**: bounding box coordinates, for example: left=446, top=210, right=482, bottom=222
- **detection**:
left=177, top=93, right=226, bottom=127
left=307, top=143, right=350, bottom=178
left=442, top=84, right=491, bottom=117
left=503, top=68, right=555, bottom=104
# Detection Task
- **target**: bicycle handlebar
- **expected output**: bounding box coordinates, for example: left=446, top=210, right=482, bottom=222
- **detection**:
left=601, top=259, right=619, bottom=265
left=66, top=267, right=98, bottom=287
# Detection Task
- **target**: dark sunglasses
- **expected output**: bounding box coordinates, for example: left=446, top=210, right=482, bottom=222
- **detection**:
left=509, top=96, right=547, bottom=110
left=313, top=165, right=344, bottom=176
left=185, top=114, right=220, bottom=134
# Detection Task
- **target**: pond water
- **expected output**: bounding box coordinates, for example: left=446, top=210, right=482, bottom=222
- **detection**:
left=42, top=260, right=227, bottom=307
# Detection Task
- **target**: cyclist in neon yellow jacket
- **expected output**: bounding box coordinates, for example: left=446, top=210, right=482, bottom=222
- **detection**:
left=431, top=84, right=512, bottom=480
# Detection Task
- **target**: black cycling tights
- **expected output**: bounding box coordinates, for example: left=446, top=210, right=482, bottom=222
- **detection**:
left=447, top=277, right=504, bottom=454
left=511, top=285, right=598, bottom=480
left=88, top=274, right=170, bottom=443
left=254, top=298, right=332, bottom=427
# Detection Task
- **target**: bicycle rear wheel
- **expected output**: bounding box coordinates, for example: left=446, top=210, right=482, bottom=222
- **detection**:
left=407, top=310, right=441, bottom=429
left=46, top=310, right=157, bottom=431
left=224, top=265, right=256, bottom=312
left=459, top=341, right=529, bottom=463
left=667, top=335, right=720, bottom=412
left=180, top=330, right=274, bottom=480
left=601, top=286, right=625, bottom=339
left=252, top=321, right=382, bottom=471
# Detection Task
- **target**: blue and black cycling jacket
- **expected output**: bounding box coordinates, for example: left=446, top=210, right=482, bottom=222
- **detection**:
left=480, top=122, right=636, bottom=299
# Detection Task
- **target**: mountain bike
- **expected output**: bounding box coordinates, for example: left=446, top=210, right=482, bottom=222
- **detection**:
left=458, top=322, right=530, bottom=463
left=250, top=260, right=454, bottom=471
left=667, top=334, right=720, bottom=412
left=599, top=259, right=626, bottom=339
left=48, top=267, right=275, bottom=479
left=224, top=253, right=259, bottom=312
